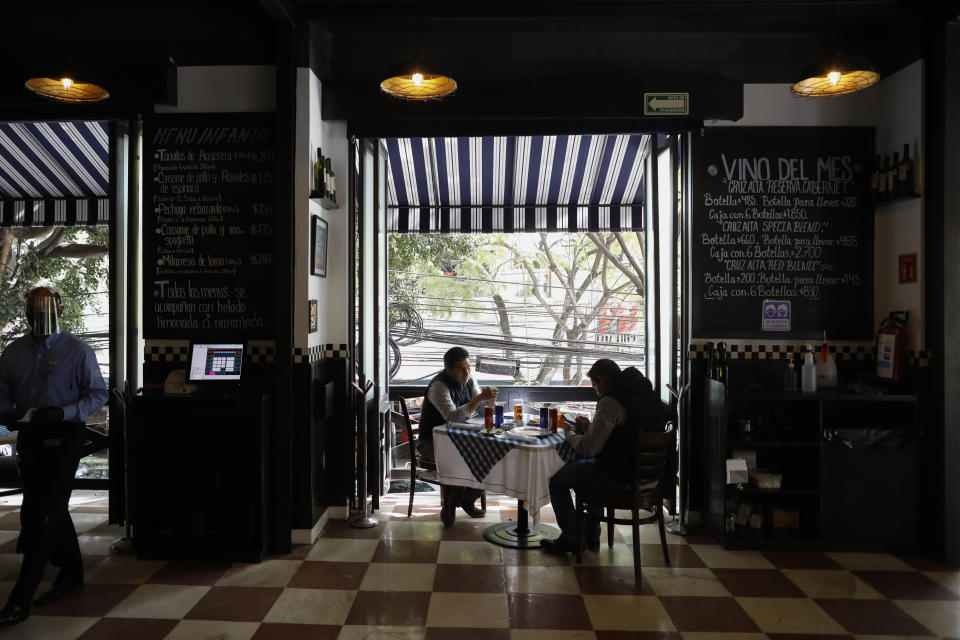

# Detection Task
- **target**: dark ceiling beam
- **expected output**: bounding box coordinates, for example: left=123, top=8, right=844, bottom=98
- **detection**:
left=259, top=0, right=296, bottom=27
left=296, top=0, right=919, bottom=21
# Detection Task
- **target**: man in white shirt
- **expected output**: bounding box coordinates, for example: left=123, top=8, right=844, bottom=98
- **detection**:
left=417, top=347, right=497, bottom=521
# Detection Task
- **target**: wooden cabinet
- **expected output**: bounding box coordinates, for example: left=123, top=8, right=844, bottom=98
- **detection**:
left=131, top=393, right=271, bottom=562
left=705, top=378, right=918, bottom=550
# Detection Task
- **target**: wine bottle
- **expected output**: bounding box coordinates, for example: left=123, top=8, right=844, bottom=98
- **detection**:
left=870, top=154, right=881, bottom=202
left=898, top=143, right=912, bottom=198
left=313, top=147, right=323, bottom=198
left=889, top=151, right=900, bottom=198
left=329, top=159, right=337, bottom=204
left=912, top=144, right=922, bottom=196
left=716, top=341, right=728, bottom=385
left=705, top=341, right=715, bottom=380
left=878, top=155, right=888, bottom=201
left=325, top=158, right=334, bottom=202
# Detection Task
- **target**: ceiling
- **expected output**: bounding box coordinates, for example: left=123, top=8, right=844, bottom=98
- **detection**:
left=0, top=1, right=937, bottom=117
left=305, top=0, right=927, bottom=85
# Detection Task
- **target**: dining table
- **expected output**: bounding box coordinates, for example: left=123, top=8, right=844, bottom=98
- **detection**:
left=432, top=416, right=582, bottom=548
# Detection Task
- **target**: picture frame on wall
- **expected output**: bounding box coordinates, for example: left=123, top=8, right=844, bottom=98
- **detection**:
left=311, top=215, right=328, bottom=277
left=308, top=299, right=318, bottom=333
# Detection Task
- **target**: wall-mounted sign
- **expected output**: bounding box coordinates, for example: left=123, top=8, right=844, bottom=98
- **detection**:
left=143, top=113, right=275, bottom=339
left=761, top=299, right=792, bottom=332
left=644, top=92, right=689, bottom=115
left=691, top=126, right=874, bottom=339
left=898, top=253, right=917, bottom=283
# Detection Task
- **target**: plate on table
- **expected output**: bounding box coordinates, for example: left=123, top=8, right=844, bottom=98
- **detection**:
left=512, top=426, right=552, bottom=438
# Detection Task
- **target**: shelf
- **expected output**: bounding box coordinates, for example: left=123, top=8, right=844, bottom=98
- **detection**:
left=721, top=529, right=820, bottom=550
left=727, top=388, right=916, bottom=403
left=874, top=194, right=920, bottom=209
left=310, top=193, right=339, bottom=210
left=728, top=440, right=819, bottom=448
left=726, top=486, right=819, bottom=497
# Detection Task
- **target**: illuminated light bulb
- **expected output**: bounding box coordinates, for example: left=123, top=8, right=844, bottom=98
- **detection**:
left=61, top=77, right=73, bottom=90
left=827, top=71, right=841, bottom=85
left=411, top=72, right=424, bottom=87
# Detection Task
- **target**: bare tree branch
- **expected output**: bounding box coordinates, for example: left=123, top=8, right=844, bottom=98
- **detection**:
left=36, top=228, right=67, bottom=257
left=46, top=244, right=109, bottom=259
left=615, top=232, right=646, bottom=294
left=587, top=232, right=644, bottom=297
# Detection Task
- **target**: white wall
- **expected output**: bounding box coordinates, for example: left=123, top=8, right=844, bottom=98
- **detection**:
left=155, top=65, right=276, bottom=113
left=706, top=61, right=925, bottom=351
left=294, top=68, right=349, bottom=350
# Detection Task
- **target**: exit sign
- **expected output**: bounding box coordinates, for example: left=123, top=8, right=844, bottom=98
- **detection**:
left=644, top=93, right=689, bottom=115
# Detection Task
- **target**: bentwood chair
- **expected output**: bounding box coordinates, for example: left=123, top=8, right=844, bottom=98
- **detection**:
left=392, top=397, right=485, bottom=524
left=574, top=423, right=675, bottom=580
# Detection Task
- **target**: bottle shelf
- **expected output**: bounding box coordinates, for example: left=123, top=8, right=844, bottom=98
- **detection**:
left=728, top=440, right=819, bottom=448
left=726, top=486, right=819, bottom=497
left=310, top=192, right=339, bottom=210
left=874, top=194, right=921, bottom=209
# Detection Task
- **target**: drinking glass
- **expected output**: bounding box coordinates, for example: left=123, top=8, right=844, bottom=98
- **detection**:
left=513, top=398, right=524, bottom=422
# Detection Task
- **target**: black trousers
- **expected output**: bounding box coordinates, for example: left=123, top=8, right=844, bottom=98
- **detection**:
left=8, top=422, right=85, bottom=608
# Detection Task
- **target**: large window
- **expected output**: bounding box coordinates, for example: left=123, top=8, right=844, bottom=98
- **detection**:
left=388, top=231, right=645, bottom=385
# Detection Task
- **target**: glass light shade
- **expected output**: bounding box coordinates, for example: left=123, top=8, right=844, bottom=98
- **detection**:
left=791, top=57, right=880, bottom=97
left=25, top=77, right=110, bottom=103
left=380, top=72, right=457, bottom=100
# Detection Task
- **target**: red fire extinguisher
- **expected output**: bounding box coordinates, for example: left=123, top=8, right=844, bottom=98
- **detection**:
left=875, top=310, right=908, bottom=384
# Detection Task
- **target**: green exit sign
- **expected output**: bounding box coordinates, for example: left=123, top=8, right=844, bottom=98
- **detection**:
left=644, top=93, right=690, bottom=115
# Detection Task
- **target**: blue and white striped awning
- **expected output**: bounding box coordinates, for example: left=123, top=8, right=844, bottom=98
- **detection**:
left=384, top=134, right=649, bottom=233
left=0, top=121, right=110, bottom=227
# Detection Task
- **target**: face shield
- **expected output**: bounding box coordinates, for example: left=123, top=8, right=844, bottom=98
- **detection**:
left=25, top=294, right=61, bottom=337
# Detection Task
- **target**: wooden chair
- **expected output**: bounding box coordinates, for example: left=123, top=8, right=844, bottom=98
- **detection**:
left=391, top=397, right=485, bottom=524
left=574, top=423, right=675, bottom=580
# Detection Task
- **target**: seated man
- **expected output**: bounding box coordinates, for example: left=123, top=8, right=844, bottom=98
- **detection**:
left=542, top=358, right=663, bottom=554
left=417, top=347, right=497, bottom=520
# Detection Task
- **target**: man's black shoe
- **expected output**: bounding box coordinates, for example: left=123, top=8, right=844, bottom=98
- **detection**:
left=460, top=499, right=485, bottom=518
left=540, top=538, right=575, bottom=555
left=34, top=576, right=83, bottom=607
left=0, top=603, right=28, bottom=625
left=585, top=539, right=601, bottom=552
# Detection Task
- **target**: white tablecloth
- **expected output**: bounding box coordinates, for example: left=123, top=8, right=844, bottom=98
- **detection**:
left=433, top=423, right=572, bottom=518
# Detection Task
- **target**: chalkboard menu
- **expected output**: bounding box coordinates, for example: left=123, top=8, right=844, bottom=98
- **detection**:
left=691, top=127, right=874, bottom=339
left=143, top=113, right=274, bottom=338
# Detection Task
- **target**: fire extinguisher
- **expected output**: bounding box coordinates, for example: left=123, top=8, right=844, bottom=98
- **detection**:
left=875, top=310, right=908, bottom=384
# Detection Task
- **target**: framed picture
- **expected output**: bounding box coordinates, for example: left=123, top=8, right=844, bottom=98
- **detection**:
left=311, top=215, right=328, bottom=277
left=308, top=299, right=318, bottom=333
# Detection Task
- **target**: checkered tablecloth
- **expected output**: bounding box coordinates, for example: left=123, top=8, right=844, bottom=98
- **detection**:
left=433, top=424, right=582, bottom=517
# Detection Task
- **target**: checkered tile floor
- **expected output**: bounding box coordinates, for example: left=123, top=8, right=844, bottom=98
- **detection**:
left=0, top=490, right=958, bottom=639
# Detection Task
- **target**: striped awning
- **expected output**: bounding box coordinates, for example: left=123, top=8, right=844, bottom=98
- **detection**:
left=385, top=134, right=649, bottom=233
left=0, top=121, right=110, bottom=227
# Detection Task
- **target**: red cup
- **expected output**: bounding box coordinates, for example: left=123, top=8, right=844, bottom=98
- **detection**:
left=484, top=406, right=494, bottom=428
left=549, top=407, right=558, bottom=433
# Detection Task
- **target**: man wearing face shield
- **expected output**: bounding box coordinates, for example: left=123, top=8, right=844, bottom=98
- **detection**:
left=0, top=287, right=108, bottom=625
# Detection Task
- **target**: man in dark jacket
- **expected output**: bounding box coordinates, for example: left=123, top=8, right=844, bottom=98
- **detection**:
left=417, top=347, right=497, bottom=520
left=542, top=358, right=663, bottom=554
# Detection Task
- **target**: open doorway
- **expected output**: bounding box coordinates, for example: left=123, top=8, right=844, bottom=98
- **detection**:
left=0, top=119, right=132, bottom=512
left=373, top=133, right=685, bottom=494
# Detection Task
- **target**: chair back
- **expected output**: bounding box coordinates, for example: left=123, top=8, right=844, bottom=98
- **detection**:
left=391, top=397, right=417, bottom=467
left=632, top=422, right=675, bottom=493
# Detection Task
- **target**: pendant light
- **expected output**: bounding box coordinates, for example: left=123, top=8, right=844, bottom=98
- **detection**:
left=791, top=54, right=880, bottom=98
left=25, top=76, right=110, bottom=103
left=380, top=61, right=456, bottom=101
left=791, top=0, right=879, bottom=98
left=380, top=69, right=456, bottom=100
left=380, top=30, right=456, bottom=101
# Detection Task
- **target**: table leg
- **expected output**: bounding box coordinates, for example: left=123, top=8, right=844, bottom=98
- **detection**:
left=483, top=499, right=560, bottom=549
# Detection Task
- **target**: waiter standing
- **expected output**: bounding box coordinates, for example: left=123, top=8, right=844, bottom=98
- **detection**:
left=0, top=287, right=108, bottom=625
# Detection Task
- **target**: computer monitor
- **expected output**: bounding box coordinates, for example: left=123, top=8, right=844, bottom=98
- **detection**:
left=188, top=343, right=244, bottom=382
